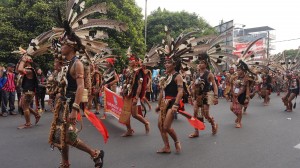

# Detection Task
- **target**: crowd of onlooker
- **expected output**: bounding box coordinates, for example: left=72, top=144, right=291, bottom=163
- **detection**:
left=0, top=63, right=47, bottom=117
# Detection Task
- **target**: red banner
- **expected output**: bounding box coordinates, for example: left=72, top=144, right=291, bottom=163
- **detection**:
left=233, top=39, right=265, bottom=57
left=104, top=87, right=123, bottom=120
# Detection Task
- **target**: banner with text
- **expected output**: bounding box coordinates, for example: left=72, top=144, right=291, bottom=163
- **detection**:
left=104, top=87, right=123, bottom=120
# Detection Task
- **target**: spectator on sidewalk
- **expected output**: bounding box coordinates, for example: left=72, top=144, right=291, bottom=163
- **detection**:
left=1, top=63, right=17, bottom=117
left=36, top=68, right=47, bottom=112
left=0, top=65, right=7, bottom=113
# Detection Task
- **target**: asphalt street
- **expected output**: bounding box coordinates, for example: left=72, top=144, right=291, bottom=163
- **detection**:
left=0, top=94, right=300, bottom=168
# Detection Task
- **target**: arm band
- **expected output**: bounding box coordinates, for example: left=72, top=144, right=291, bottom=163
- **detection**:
left=173, top=103, right=179, bottom=106
left=177, top=85, right=183, bottom=88
left=72, top=103, right=80, bottom=111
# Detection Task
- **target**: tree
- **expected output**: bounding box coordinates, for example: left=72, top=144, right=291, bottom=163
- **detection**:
left=273, top=48, right=300, bottom=60
left=0, top=0, right=64, bottom=71
left=0, top=0, right=145, bottom=73
left=146, top=8, right=216, bottom=50
left=85, top=0, right=146, bottom=73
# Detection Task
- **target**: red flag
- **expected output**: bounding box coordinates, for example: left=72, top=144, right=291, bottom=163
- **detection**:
left=178, top=110, right=205, bottom=130
left=77, top=112, right=82, bottom=121
left=84, top=109, right=109, bottom=143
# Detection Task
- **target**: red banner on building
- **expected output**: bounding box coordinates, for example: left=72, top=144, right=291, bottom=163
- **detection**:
left=104, top=87, right=123, bottom=120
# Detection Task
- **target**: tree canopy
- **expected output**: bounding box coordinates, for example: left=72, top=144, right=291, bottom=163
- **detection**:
left=0, top=0, right=145, bottom=73
left=146, top=8, right=216, bottom=50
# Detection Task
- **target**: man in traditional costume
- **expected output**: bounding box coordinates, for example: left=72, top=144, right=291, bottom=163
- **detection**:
left=17, top=49, right=41, bottom=129
left=16, top=54, right=41, bottom=129
left=49, top=25, right=104, bottom=168
left=187, top=27, right=238, bottom=137
left=189, top=55, right=219, bottom=138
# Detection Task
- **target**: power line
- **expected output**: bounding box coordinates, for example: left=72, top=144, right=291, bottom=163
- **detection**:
left=271, top=37, right=300, bottom=43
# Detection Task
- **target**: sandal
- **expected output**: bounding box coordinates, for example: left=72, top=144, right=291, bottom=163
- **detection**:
left=212, top=123, right=218, bottom=135
left=35, top=114, right=41, bottom=125
left=235, top=123, right=242, bottom=128
left=121, top=129, right=134, bottom=137
left=189, top=132, right=199, bottom=138
left=58, top=162, right=70, bottom=168
left=235, top=118, right=238, bottom=124
left=156, top=147, right=171, bottom=154
left=93, top=150, right=104, bottom=168
left=175, top=141, right=181, bottom=154
left=17, top=123, right=32, bottom=129
left=145, top=122, right=150, bottom=134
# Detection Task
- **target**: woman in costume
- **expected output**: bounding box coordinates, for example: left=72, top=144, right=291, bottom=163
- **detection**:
left=154, top=26, right=237, bottom=152
left=260, top=68, right=272, bottom=105
left=156, top=57, right=184, bottom=153
left=230, top=60, right=252, bottom=128
left=102, top=58, right=119, bottom=92
left=88, top=63, right=101, bottom=114
left=121, top=54, right=150, bottom=137
left=282, top=72, right=299, bottom=112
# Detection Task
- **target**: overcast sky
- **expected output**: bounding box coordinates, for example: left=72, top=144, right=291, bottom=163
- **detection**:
left=135, top=0, right=300, bottom=54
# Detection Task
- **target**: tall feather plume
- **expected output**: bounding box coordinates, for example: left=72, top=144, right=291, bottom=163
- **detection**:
left=92, top=50, right=119, bottom=71
left=21, top=0, right=128, bottom=61
left=159, top=26, right=238, bottom=72
left=70, top=3, right=107, bottom=26
left=66, top=0, right=79, bottom=21
left=241, top=37, right=263, bottom=58
left=56, top=7, right=64, bottom=27
left=143, top=45, right=162, bottom=67
left=191, top=26, right=238, bottom=70
left=72, top=19, right=128, bottom=32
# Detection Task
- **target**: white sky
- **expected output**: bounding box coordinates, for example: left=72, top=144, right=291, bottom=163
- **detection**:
left=135, top=0, right=300, bottom=54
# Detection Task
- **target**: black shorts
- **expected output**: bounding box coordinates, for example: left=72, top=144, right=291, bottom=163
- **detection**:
left=166, top=99, right=176, bottom=111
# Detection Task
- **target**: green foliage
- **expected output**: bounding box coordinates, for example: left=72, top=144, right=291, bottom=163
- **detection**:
left=0, top=0, right=145, bottom=74
left=146, top=8, right=216, bottom=70
left=0, top=0, right=64, bottom=72
left=273, top=48, right=300, bottom=60
left=146, top=8, right=216, bottom=50
left=86, top=0, right=145, bottom=73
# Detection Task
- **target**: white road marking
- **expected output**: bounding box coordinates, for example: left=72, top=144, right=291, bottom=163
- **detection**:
left=294, top=143, right=300, bottom=149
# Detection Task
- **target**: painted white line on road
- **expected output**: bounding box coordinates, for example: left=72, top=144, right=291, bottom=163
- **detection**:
left=294, top=143, right=300, bottom=149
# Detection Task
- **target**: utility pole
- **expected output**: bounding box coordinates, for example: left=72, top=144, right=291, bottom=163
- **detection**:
left=145, top=0, right=148, bottom=48
left=267, top=31, right=270, bottom=59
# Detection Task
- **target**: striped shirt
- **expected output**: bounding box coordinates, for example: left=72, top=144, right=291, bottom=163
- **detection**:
left=2, top=72, right=16, bottom=92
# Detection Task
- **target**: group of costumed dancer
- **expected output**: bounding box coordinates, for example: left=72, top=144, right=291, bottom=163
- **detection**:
left=10, top=0, right=300, bottom=168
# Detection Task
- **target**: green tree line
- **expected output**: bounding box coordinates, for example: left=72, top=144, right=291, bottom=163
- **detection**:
left=0, top=0, right=215, bottom=74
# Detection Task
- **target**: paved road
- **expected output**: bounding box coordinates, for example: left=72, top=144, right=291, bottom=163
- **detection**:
left=0, top=94, right=300, bottom=168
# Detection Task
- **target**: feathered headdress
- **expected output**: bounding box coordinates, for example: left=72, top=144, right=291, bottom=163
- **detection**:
left=126, top=47, right=139, bottom=61
left=91, top=49, right=119, bottom=71
left=233, top=38, right=266, bottom=75
left=25, top=1, right=127, bottom=59
left=142, top=45, right=163, bottom=67
left=158, top=26, right=238, bottom=72
left=193, top=27, right=238, bottom=71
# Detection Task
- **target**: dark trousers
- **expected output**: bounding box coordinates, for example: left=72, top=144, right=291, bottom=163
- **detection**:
left=37, top=90, right=46, bottom=109
left=146, top=92, right=151, bottom=101
left=0, top=89, right=2, bottom=111
left=1, top=90, right=15, bottom=113
left=152, top=85, right=159, bottom=101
